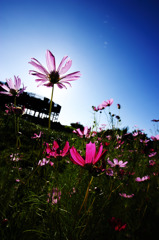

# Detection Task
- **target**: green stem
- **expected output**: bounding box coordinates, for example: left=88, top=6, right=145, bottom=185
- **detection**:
left=78, top=176, right=94, bottom=215
left=14, top=96, right=17, bottom=137
left=48, top=85, right=54, bottom=130
left=16, top=116, right=21, bottom=148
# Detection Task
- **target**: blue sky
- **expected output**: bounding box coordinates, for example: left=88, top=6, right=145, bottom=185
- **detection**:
left=0, top=0, right=159, bottom=136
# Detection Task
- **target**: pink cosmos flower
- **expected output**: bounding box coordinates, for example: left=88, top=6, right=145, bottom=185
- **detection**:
left=70, top=142, right=106, bottom=167
left=119, top=193, right=134, bottom=198
left=148, top=152, right=157, bottom=157
left=92, top=99, right=113, bottom=111
left=47, top=188, right=61, bottom=205
left=135, top=175, right=150, bottom=182
left=31, top=131, right=43, bottom=139
left=101, top=98, right=114, bottom=108
left=73, top=126, right=91, bottom=138
left=16, top=179, right=20, bottom=183
left=151, top=134, right=159, bottom=141
left=140, top=139, right=149, bottom=144
left=29, top=50, right=81, bottom=88
left=149, top=160, right=156, bottom=166
left=92, top=102, right=106, bottom=111
left=92, top=106, right=99, bottom=111
left=38, top=158, right=49, bottom=166
left=45, top=141, right=70, bottom=158
left=0, top=76, right=26, bottom=96
left=106, top=168, right=114, bottom=176
left=133, top=132, right=138, bottom=137
left=107, top=158, right=128, bottom=168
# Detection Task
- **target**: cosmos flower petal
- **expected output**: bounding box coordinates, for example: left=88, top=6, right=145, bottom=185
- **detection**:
left=60, top=71, right=81, bottom=81
left=14, top=76, right=21, bottom=90
left=29, top=71, right=48, bottom=79
left=46, top=50, right=56, bottom=72
left=56, top=83, right=68, bottom=89
left=29, top=58, right=49, bottom=75
left=83, top=126, right=88, bottom=136
left=93, top=144, right=103, bottom=164
left=6, top=79, right=14, bottom=89
left=59, top=59, right=72, bottom=75
left=0, top=91, right=12, bottom=96
left=107, top=159, right=114, bottom=167
left=70, top=147, right=85, bottom=166
left=85, top=142, right=96, bottom=164
left=52, top=140, right=59, bottom=151
left=61, top=141, right=70, bottom=156
left=57, top=56, right=68, bottom=73
left=76, top=128, right=83, bottom=136
left=113, top=159, right=119, bottom=165
left=0, top=84, right=10, bottom=92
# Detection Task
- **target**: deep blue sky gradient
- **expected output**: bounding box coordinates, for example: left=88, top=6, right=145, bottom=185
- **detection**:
left=0, top=0, right=159, bottom=136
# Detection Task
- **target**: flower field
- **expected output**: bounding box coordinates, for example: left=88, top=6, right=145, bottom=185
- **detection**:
left=0, top=50, right=159, bottom=239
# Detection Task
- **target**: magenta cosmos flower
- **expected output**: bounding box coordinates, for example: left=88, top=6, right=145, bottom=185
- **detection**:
left=107, top=158, right=128, bottom=168
left=0, top=76, right=26, bottom=97
left=70, top=142, right=106, bottom=167
left=45, top=140, right=70, bottom=158
left=29, top=50, right=81, bottom=88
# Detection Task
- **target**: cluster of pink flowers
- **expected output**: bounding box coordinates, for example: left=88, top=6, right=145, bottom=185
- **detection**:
left=38, top=158, right=54, bottom=167
left=92, top=98, right=114, bottom=112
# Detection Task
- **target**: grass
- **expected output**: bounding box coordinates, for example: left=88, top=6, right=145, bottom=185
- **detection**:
left=0, top=110, right=159, bottom=240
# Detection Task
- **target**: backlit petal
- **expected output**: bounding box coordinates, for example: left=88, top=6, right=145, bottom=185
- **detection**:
left=14, top=76, right=21, bottom=90
left=59, top=59, right=72, bottom=75
left=29, top=58, right=49, bottom=75
left=46, top=50, right=56, bottom=72
left=0, top=84, right=10, bottom=92
left=7, top=79, right=14, bottom=89
left=57, top=56, right=68, bottom=73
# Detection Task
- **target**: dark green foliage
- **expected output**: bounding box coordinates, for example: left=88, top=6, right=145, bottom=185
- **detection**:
left=0, top=110, right=159, bottom=240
